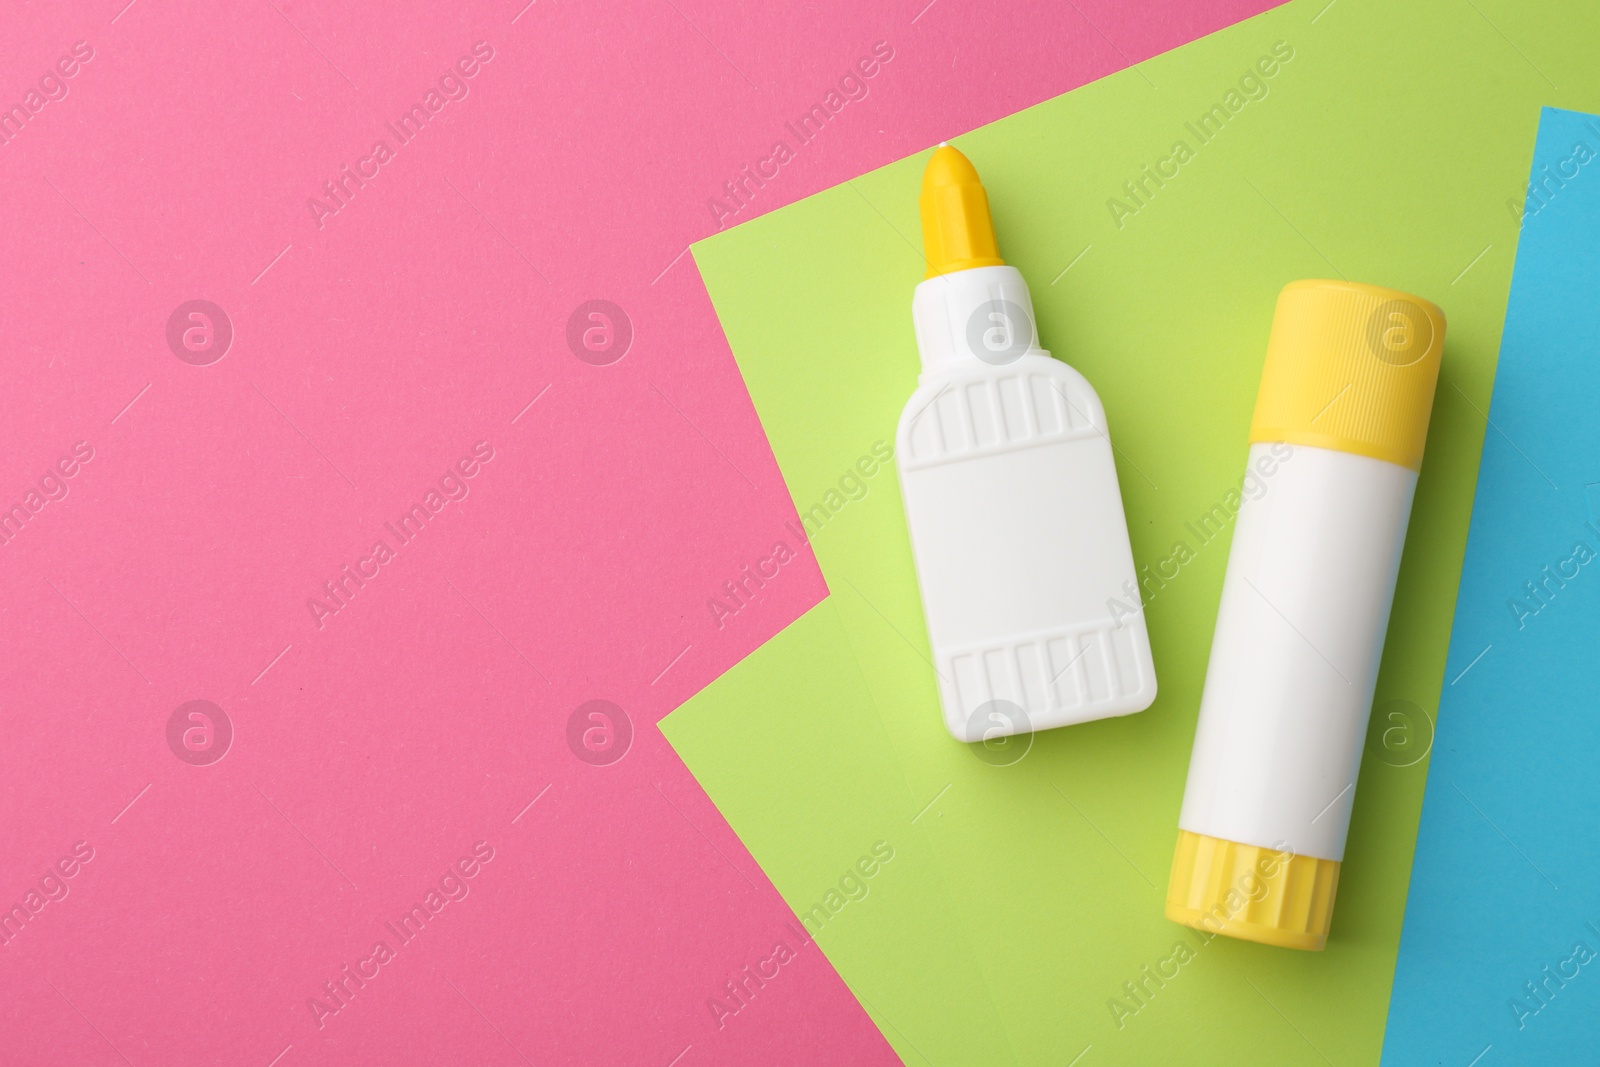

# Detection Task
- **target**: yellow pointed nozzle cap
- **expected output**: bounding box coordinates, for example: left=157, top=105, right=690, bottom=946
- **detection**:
left=919, top=144, right=1004, bottom=278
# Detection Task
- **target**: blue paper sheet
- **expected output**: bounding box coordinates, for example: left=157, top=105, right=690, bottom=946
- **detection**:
left=1385, top=106, right=1600, bottom=1064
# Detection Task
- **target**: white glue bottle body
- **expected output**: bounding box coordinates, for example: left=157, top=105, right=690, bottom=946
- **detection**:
left=1167, top=280, right=1446, bottom=951
left=895, top=147, right=1155, bottom=743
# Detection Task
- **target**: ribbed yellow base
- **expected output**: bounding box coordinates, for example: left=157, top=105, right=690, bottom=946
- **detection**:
left=1165, top=830, right=1340, bottom=952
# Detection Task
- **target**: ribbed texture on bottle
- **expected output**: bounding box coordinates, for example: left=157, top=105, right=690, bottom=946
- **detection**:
left=1165, top=830, right=1341, bottom=951
left=1248, top=279, right=1445, bottom=471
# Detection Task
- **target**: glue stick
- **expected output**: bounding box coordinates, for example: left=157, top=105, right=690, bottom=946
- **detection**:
left=896, top=144, right=1156, bottom=743
left=1167, top=280, right=1445, bottom=950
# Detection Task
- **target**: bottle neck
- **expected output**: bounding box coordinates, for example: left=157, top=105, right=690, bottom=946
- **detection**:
left=912, top=264, right=1051, bottom=372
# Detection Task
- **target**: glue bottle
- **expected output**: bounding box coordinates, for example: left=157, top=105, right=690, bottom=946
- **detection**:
left=896, top=144, right=1157, bottom=743
left=1166, top=280, right=1445, bottom=950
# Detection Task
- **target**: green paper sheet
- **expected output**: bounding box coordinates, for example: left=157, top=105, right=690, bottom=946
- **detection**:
left=664, top=1, right=1600, bottom=1063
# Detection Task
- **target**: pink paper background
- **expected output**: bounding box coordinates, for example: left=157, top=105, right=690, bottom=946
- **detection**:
left=0, top=1, right=1274, bottom=1062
